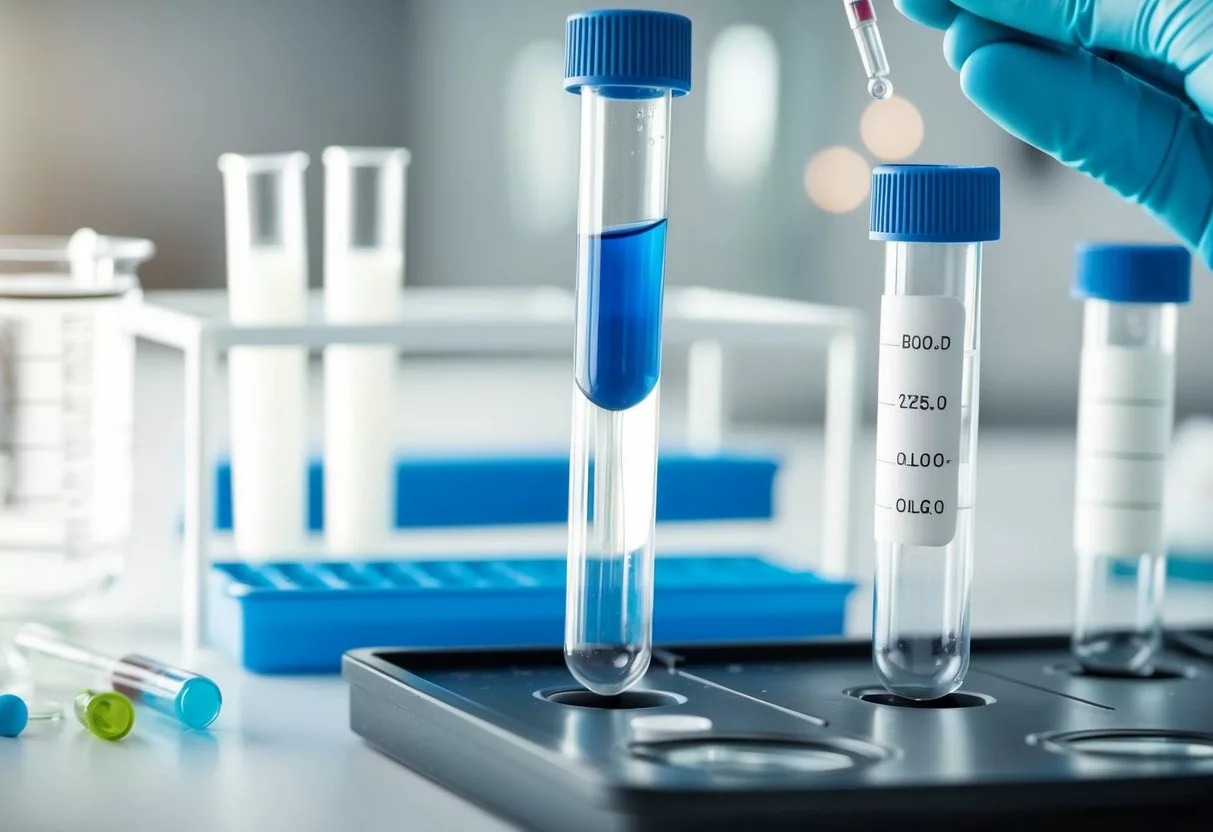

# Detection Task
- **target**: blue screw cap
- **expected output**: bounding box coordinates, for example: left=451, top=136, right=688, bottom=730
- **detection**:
left=869, top=164, right=1000, bottom=243
left=564, top=9, right=692, bottom=97
left=1074, top=243, right=1192, bottom=304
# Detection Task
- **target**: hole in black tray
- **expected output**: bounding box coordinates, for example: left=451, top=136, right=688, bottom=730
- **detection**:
left=1046, top=662, right=1194, bottom=681
left=1029, top=729, right=1213, bottom=760
left=845, top=686, right=993, bottom=709
left=540, top=688, right=685, bottom=710
left=630, top=736, right=890, bottom=776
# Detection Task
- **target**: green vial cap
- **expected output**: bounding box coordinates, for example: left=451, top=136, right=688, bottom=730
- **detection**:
left=74, top=690, right=135, bottom=741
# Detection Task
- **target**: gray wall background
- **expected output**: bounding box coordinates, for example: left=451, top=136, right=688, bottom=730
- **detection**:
left=0, top=0, right=1208, bottom=426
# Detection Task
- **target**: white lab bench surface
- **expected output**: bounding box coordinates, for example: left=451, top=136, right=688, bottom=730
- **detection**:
left=3, top=345, right=1211, bottom=831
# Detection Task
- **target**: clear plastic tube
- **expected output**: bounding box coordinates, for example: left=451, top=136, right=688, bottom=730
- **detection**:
left=1073, top=300, right=1177, bottom=674
left=217, top=152, right=310, bottom=557
left=322, top=147, right=410, bottom=555
left=564, top=87, right=672, bottom=697
left=874, top=242, right=981, bottom=700
left=14, top=623, right=222, bottom=730
left=844, top=0, right=893, bottom=100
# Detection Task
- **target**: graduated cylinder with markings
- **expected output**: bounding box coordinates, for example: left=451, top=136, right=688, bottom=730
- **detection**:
left=1071, top=243, right=1190, bottom=676
left=869, top=165, right=1000, bottom=701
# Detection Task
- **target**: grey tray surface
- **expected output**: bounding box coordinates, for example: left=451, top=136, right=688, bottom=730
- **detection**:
left=344, top=635, right=1213, bottom=831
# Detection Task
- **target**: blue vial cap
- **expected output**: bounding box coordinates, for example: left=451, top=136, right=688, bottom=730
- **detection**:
left=564, top=10, right=692, bottom=97
left=869, top=164, right=1000, bottom=243
left=175, top=677, right=222, bottom=730
left=1074, top=243, right=1192, bottom=304
left=0, top=694, right=28, bottom=738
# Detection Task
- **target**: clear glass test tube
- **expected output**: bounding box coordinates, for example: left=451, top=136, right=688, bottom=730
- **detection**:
left=322, top=147, right=410, bottom=555
left=14, top=623, right=222, bottom=730
left=1071, top=244, right=1191, bottom=675
left=870, top=165, right=1000, bottom=701
left=217, top=152, right=310, bottom=557
left=844, top=0, right=893, bottom=100
left=562, top=9, right=692, bottom=697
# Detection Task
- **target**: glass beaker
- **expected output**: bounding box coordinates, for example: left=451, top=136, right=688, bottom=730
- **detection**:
left=0, top=229, right=151, bottom=620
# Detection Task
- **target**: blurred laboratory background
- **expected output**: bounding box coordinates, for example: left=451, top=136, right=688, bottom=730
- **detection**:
left=4, top=4, right=1213, bottom=828
left=0, top=0, right=1207, bottom=647
left=3, top=0, right=1206, bottom=427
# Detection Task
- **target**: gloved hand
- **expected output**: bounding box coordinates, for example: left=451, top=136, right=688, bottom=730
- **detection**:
left=895, top=0, right=1213, bottom=268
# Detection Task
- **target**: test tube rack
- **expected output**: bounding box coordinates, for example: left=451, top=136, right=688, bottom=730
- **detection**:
left=129, top=285, right=865, bottom=655
left=346, top=635, right=1213, bottom=831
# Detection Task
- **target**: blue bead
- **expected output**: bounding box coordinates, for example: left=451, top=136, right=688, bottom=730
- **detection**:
left=0, top=694, right=29, bottom=738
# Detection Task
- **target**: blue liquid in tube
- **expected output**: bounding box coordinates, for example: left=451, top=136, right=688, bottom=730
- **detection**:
left=576, top=219, right=667, bottom=411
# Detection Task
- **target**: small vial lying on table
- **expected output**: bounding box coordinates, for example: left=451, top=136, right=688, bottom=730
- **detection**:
left=1071, top=244, right=1191, bottom=675
left=844, top=0, right=893, bottom=99
left=75, top=689, right=135, bottom=741
left=869, top=165, right=1000, bottom=700
left=15, top=624, right=222, bottom=730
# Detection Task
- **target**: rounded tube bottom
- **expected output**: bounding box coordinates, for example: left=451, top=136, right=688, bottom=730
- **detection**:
left=1072, top=552, right=1164, bottom=676
left=564, top=643, right=651, bottom=697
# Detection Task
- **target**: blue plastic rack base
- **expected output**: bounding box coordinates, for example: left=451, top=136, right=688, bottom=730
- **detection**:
left=208, top=556, right=856, bottom=674
left=210, top=451, right=779, bottom=531
left=1112, top=553, right=1213, bottom=583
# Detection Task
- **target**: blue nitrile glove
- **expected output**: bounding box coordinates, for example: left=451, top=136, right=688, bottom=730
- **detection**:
left=895, top=0, right=1213, bottom=268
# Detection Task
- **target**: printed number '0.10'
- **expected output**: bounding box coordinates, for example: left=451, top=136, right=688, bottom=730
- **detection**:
left=895, top=452, right=950, bottom=468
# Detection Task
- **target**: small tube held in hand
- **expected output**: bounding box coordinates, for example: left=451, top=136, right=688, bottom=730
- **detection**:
left=844, top=0, right=894, bottom=100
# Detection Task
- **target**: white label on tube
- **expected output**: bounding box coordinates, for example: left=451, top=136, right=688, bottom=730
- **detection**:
left=1074, top=347, right=1173, bottom=556
left=875, top=295, right=965, bottom=546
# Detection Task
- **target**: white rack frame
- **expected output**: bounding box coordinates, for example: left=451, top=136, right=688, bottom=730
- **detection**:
left=129, top=285, right=864, bottom=655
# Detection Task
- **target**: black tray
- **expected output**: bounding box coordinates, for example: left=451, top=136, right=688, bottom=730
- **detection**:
left=343, top=635, right=1213, bottom=831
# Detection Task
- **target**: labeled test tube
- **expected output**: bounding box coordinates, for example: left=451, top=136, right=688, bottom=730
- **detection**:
left=217, top=152, right=310, bottom=557
left=844, top=0, right=893, bottom=100
left=562, top=9, right=692, bottom=696
left=322, top=147, right=410, bottom=555
left=870, top=165, right=1000, bottom=700
left=1071, top=244, right=1190, bottom=675
left=14, top=624, right=222, bottom=730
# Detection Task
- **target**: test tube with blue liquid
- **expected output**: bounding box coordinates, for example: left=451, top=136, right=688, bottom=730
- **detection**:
left=14, top=623, right=221, bottom=730
left=562, top=9, right=692, bottom=696
left=870, top=165, right=999, bottom=700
